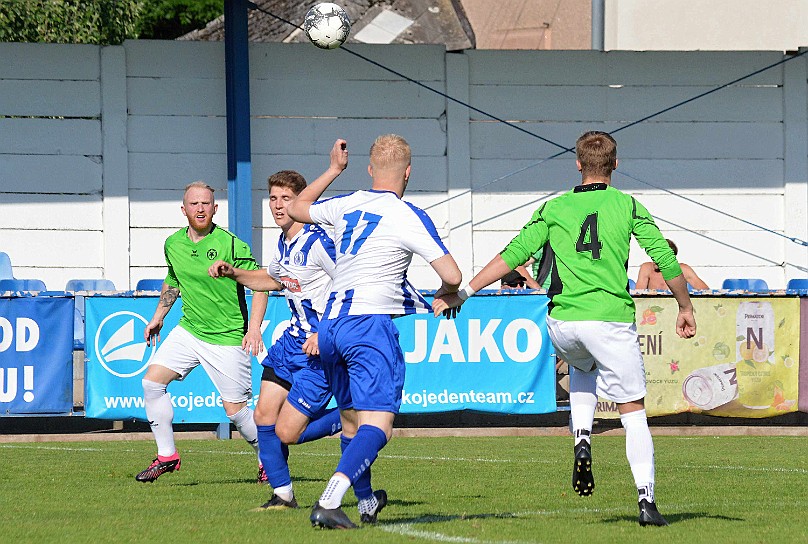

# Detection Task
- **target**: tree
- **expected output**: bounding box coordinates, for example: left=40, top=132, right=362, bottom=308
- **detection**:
left=0, top=0, right=142, bottom=45
left=136, top=0, right=223, bottom=40
left=0, top=0, right=224, bottom=44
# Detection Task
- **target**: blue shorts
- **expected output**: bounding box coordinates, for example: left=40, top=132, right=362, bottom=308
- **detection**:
left=262, top=331, right=332, bottom=418
left=318, top=314, right=405, bottom=413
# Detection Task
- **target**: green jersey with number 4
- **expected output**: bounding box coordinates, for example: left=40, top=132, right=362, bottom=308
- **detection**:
left=163, top=224, right=259, bottom=345
left=500, top=183, right=681, bottom=323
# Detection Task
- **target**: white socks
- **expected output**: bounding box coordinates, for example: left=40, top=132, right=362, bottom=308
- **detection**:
left=569, top=368, right=597, bottom=445
left=358, top=494, right=379, bottom=516
left=274, top=483, right=294, bottom=502
left=318, top=475, right=351, bottom=509
left=620, top=409, right=655, bottom=502
left=228, top=406, right=260, bottom=456
left=142, top=379, right=176, bottom=457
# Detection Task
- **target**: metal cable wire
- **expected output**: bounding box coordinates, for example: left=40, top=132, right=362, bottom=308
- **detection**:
left=248, top=3, right=808, bottom=254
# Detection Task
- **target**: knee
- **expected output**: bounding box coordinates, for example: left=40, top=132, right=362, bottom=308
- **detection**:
left=142, top=379, right=167, bottom=399
left=224, top=402, right=248, bottom=419
left=275, top=425, right=301, bottom=445
left=253, top=404, right=270, bottom=426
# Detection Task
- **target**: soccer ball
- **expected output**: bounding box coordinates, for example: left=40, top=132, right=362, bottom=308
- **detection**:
left=303, top=3, right=351, bottom=49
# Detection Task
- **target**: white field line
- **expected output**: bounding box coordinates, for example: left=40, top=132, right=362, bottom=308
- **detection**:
left=2, top=443, right=807, bottom=474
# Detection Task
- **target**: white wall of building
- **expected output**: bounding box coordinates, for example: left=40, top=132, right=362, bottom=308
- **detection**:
left=606, top=0, right=808, bottom=51
left=0, top=41, right=806, bottom=291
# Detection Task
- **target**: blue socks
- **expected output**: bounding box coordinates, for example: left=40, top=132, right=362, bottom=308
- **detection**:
left=336, top=425, right=387, bottom=499
left=297, top=408, right=342, bottom=444
left=340, top=434, right=371, bottom=500
left=257, top=424, right=291, bottom=488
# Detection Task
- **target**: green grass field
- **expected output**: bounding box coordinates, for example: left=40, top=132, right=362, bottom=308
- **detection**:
left=1, top=434, right=806, bottom=543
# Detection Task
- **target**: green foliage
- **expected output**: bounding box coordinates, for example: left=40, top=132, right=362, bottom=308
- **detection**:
left=1, top=435, right=807, bottom=543
left=0, top=0, right=142, bottom=45
left=137, top=0, right=223, bottom=39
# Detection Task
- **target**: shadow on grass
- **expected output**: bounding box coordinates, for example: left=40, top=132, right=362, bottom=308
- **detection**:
left=602, top=512, right=745, bottom=524
left=383, top=511, right=519, bottom=525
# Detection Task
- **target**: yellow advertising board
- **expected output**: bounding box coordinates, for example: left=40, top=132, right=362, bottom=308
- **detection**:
left=595, top=297, right=801, bottom=419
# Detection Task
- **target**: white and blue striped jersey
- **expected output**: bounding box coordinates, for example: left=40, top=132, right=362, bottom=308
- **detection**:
left=267, top=224, right=336, bottom=337
left=308, top=189, right=449, bottom=318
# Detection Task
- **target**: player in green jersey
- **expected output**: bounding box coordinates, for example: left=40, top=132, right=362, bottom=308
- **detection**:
left=135, top=181, right=269, bottom=483
left=434, top=131, right=697, bottom=527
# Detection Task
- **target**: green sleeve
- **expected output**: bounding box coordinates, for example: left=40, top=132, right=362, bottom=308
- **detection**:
left=163, top=239, right=180, bottom=289
left=232, top=237, right=259, bottom=271
left=500, top=206, right=550, bottom=270
left=631, top=197, right=682, bottom=280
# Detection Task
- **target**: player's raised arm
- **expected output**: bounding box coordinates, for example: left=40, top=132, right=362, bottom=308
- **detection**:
left=209, top=259, right=283, bottom=292
left=287, top=139, right=348, bottom=224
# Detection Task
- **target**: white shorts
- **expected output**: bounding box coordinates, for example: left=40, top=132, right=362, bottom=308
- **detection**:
left=546, top=317, right=646, bottom=403
left=150, top=326, right=253, bottom=403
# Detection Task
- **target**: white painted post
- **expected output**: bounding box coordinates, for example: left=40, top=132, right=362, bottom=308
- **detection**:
left=783, top=48, right=808, bottom=283
left=100, top=46, right=131, bottom=289
left=445, top=52, right=474, bottom=283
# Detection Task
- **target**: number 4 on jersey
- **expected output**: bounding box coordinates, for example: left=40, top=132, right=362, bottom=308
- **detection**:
left=576, top=213, right=602, bottom=259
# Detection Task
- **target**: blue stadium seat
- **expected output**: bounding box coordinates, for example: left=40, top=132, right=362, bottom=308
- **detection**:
left=0, top=278, right=47, bottom=291
left=722, top=278, right=769, bottom=291
left=786, top=278, right=808, bottom=290
left=66, top=279, right=116, bottom=350
left=136, top=278, right=164, bottom=291
left=0, top=252, right=12, bottom=280
left=65, top=279, right=116, bottom=292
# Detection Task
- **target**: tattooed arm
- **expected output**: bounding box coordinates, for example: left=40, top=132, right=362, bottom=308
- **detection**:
left=143, top=282, right=180, bottom=346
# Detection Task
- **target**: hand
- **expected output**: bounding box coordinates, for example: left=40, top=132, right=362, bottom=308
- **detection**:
left=432, top=292, right=464, bottom=318
left=433, top=285, right=458, bottom=300
left=330, top=139, right=348, bottom=172
left=676, top=308, right=697, bottom=339
left=242, top=328, right=265, bottom=356
left=144, top=320, right=162, bottom=346
left=209, top=260, right=235, bottom=278
left=302, top=333, right=319, bottom=356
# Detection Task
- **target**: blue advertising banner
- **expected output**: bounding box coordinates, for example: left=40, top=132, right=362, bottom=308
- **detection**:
left=85, top=295, right=298, bottom=422
left=0, top=296, right=74, bottom=414
left=84, top=292, right=557, bottom=421
left=399, top=293, right=556, bottom=414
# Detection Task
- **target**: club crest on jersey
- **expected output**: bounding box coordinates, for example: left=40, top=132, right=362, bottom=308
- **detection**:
left=279, top=276, right=301, bottom=292
left=293, top=251, right=305, bottom=266
left=207, top=249, right=218, bottom=260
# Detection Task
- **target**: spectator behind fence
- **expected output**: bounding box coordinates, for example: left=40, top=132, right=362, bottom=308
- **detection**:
left=636, top=239, right=709, bottom=291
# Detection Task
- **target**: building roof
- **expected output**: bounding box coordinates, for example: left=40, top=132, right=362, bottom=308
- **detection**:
left=179, top=0, right=475, bottom=51
left=461, top=0, right=590, bottom=50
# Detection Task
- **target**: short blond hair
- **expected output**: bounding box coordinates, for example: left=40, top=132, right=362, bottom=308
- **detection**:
left=369, top=134, right=411, bottom=171
left=184, top=180, right=215, bottom=194
left=183, top=181, right=215, bottom=204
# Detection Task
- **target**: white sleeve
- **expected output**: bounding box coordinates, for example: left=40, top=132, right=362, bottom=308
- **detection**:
left=308, top=196, right=340, bottom=227
left=402, top=204, right=449, bottom=263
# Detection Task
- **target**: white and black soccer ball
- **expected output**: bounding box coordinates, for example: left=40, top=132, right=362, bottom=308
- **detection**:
left=303, top=3, right=351, bottom=49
